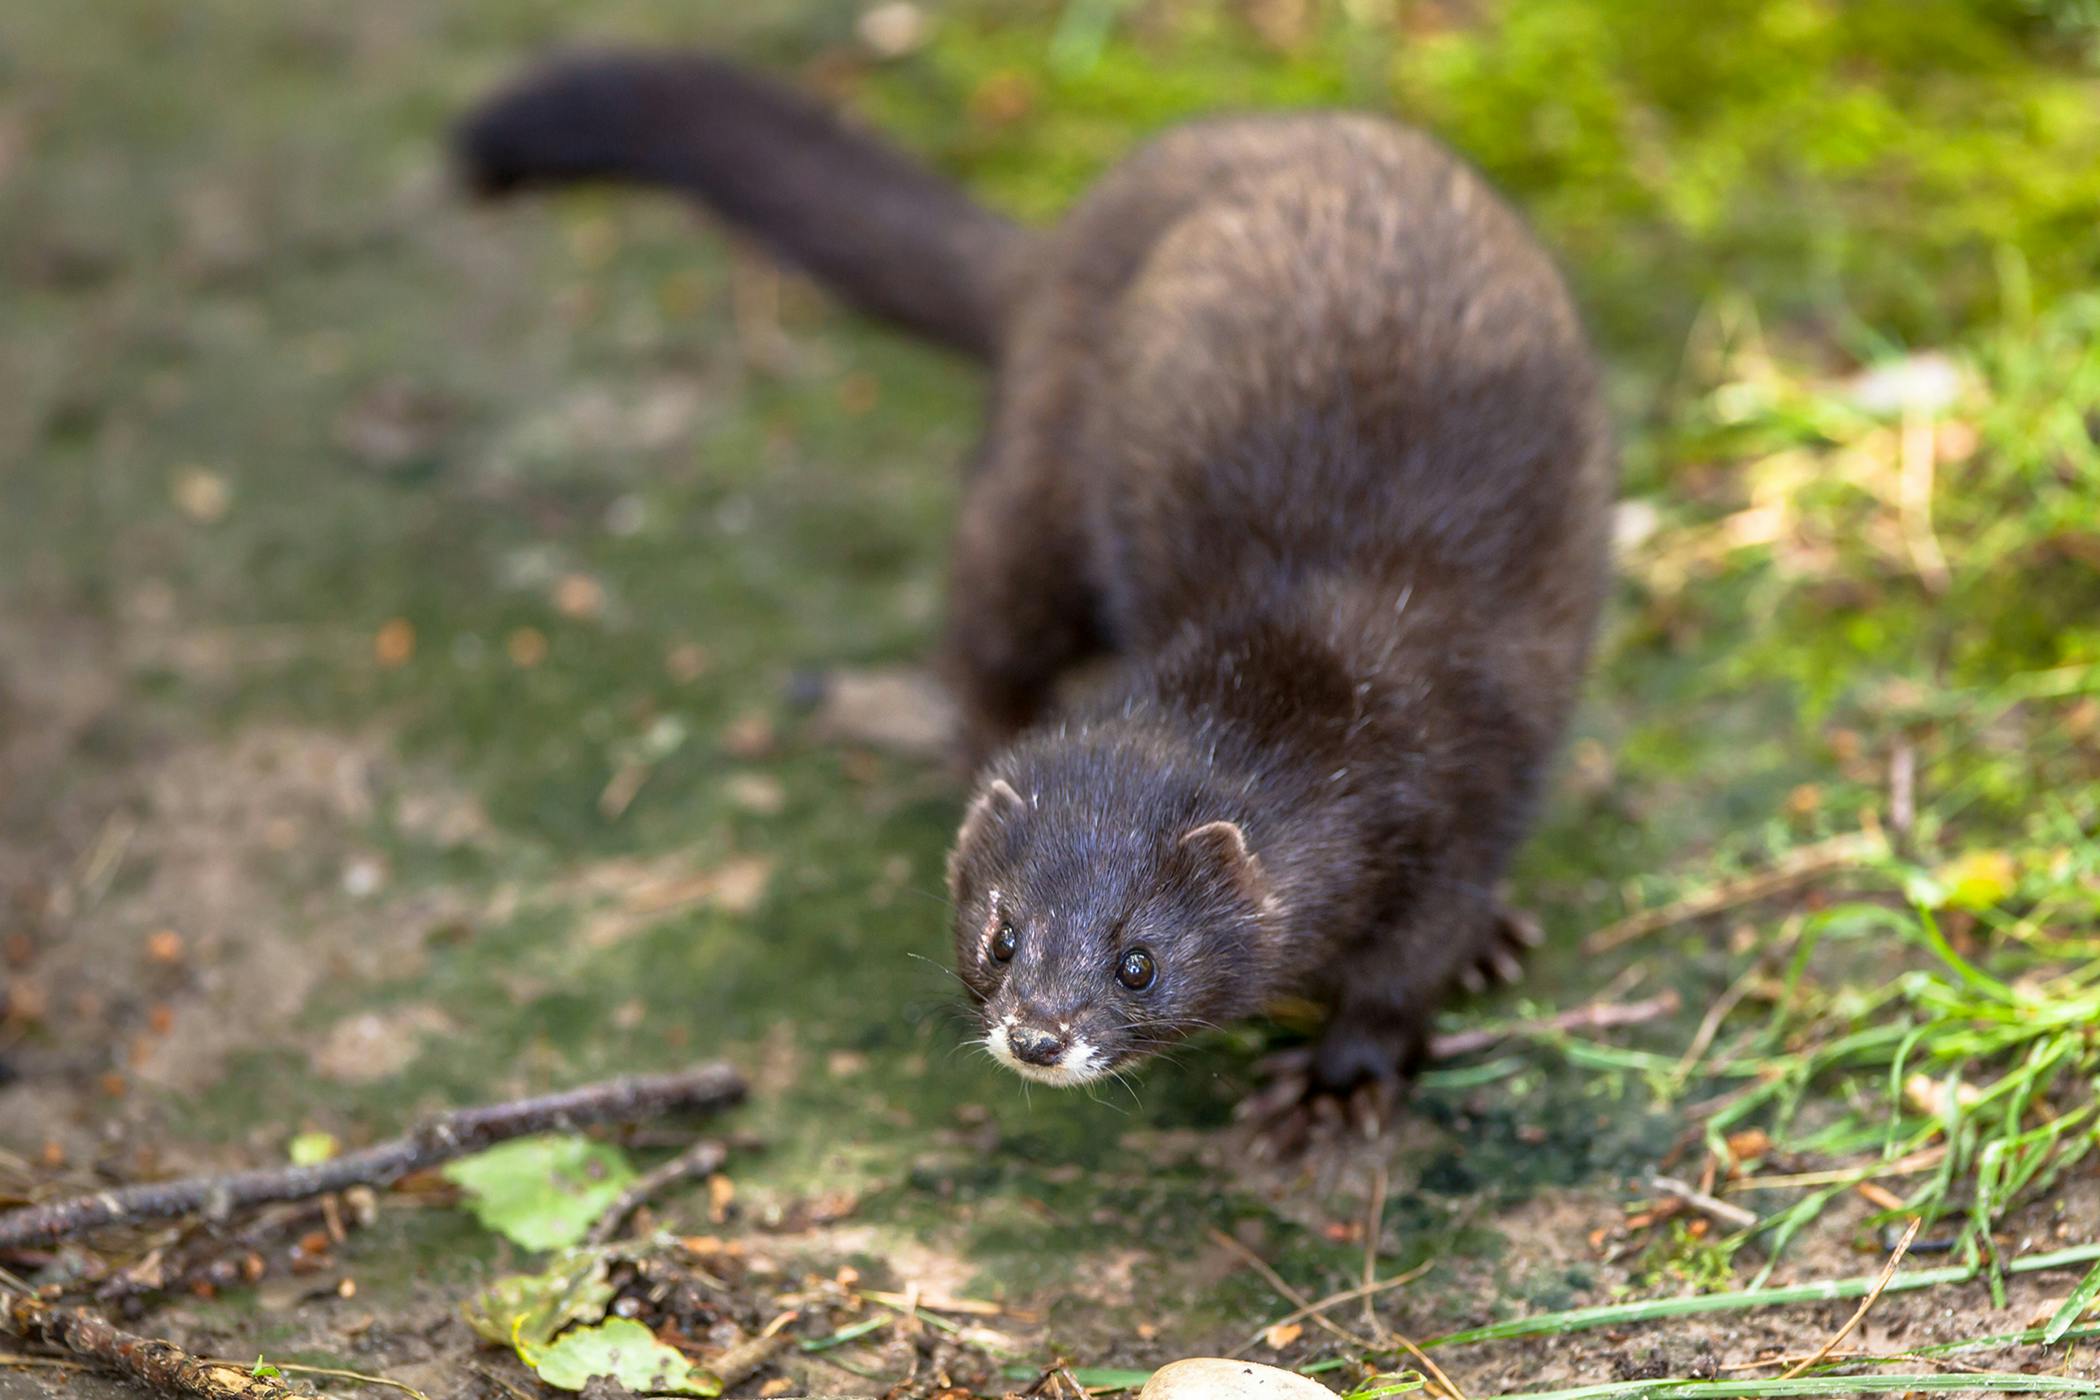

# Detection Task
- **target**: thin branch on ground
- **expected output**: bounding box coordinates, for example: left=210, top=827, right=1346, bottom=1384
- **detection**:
left=1779, top=1217, right=1922, bottom=1380
left=1207, top=1226, right=1379, bottom=1352
left=1584, top=832, right=1882, bottom=954
left=1730, top=1147, right=1948, bottom=1192
left=1426, top=992, right=1682, bottom=1060
left=2, top=1294, right=321, bottom=1400
left=1671, top=944, right=1782, bottom=1086
left=205, top=1360, right=431, bottom=1400
left=1209, top=1228, right=1464, bottom=1396
left=1651, top=1173, right=1760, bottom=1232
left=584, top=1137, right=728, bottom=1245
left=1362, top=1160, right=1390, bottom=1342
left=0, top=1064, right=745, bottom=1250
left=1230, top=1263, right=1433, bottom=1357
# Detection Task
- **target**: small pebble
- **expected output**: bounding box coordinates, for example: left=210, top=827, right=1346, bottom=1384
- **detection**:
left=1139, top=1358, right=1333, bottom=1400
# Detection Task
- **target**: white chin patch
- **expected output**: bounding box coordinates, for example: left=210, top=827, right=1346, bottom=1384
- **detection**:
left=987, top=1023, right=1111, bottom=1087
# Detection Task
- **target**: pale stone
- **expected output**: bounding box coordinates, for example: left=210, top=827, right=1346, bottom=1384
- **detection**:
left=1139, top=1358, right=1333, bottom=1400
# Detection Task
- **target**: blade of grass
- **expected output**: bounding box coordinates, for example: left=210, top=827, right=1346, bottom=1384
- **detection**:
left=1475, top=1373, right=2100, bottom=1400
left=1424, top=1243, right=2100, bottom=1349
left=2043, top=1258, right=2100, bottom=1344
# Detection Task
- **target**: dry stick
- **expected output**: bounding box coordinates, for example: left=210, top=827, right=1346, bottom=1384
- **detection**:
left=1207, top=1227, right=1379, bottom=1353
left=1650, top=1173, right=1760, bottom=1232
left=1208, top=1229, right=1465, bottom=1398
left=1731, top=1147, right=1949, bottom=1193
left=2, top=1294, right=319, bottom=1400
left=1778, top=1216, right=1923, bottom=1381
left=1362, top=1161, right=1391, bottom=1342
left=1584, top=832, right=1882, bottom=954
left=0, top=1064, right=745, bottom=1250
left=204, top=1360, right=430, bottom=1400
left=1425, top=992, right=1682, bottom=1060
left=584, top=1137, right=729, bottom=1245
left=1231, top=1264, right=1434, bottom=1357
left=858, top=1289, right=1035, bottom=1320
left=1671, top=958, right=1767, bottom=1088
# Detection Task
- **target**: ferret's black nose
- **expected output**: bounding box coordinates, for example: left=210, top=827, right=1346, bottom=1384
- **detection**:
left=1010, top=1026, right=1066, bottom=1066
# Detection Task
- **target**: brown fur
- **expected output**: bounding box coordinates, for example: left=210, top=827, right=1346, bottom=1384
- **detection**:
left=457, top=56, right=1614, bottom=1099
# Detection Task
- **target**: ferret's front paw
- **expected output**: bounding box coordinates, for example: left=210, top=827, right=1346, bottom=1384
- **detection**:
left=1234, top=1046, right=1405, bottom=1160
left=1456, top=901, right=1545, bottom=995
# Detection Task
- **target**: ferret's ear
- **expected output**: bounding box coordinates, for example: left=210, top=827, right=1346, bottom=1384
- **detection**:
left=947, top=778, right=1026, bottom=897
left=1180, top=819, right=1271, bottom=908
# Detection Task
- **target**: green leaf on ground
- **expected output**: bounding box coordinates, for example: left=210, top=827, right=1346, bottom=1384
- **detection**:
left=442, top=1134, right=636, bottom=1251
left=462, top=1246, right=618, bottom=1348
left=287, top=1131, right=339, bottom=1166
left=519, top=1317, right=721, bottom=1396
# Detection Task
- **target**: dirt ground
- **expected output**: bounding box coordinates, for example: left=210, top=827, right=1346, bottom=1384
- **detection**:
left=4, top=1, right=2098, bottom=1398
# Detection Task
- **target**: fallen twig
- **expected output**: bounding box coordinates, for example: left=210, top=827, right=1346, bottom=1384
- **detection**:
left=1779, top=1217, right=1921, bottom=1380
left=1208, top=1226, right=1378, bottom=1351
left=1729, top=1147, right=1949, bottom=1192
left=2, top=1293, right=320, bottom=1400
left=584, top=1138, right=728, bottom=1245
left=1231, top=1262, right=1433, bottom=1357
left=205, top=1359, right=431, bottom=1400
left=1427, top=992, right=1682, bottom=1060
left=1208, top=1229, right=1463, bottom=1397
left=1363, top=1161, right=1390, bottom=1342
left=706, top=1311, right=797, bottom=1390
left=1651, top=1173, right=1760, bottom=1232
left=0, top=1064, right=745, bottom=1250
left=858, top=1288, right=1036, bottom=1320
left=1584, top=832, right=1882, bottom=954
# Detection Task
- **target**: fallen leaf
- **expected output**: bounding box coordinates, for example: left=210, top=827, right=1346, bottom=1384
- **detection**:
left=1724, top=1129, right=1772, bottom=1164
left=508, top=627, right=549, bottom=668
left=172, top=466, right=232, bottom=522
left=442, top=1135, right=636, bottom=1252
left=373, top=618, right=416, bottom=668
left=288, top=1131, right=339, bottom=1166
left=521, top=1317, right=720, bottom=1396
left=463, top=1247, right=617, bottom=1349
left=554, top=573, right=605, bottom=619
left=1263, top=1320, right=1305, bottom=1349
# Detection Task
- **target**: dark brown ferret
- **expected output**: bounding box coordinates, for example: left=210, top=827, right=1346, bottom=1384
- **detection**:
left=457, top=52, right=1614, bottom=1132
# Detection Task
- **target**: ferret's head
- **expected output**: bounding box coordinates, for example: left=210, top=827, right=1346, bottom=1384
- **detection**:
left=945, top=733, right=1278, bottom=1087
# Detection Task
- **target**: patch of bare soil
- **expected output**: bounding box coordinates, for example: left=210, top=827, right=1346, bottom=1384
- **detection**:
left=0, top=613, right=486, bottom=1170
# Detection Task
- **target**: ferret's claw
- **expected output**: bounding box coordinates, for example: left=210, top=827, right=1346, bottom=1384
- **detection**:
left=1238, top=1055, right=1404, bottom=1162
left=1458, top=900, right=1546, bottom=996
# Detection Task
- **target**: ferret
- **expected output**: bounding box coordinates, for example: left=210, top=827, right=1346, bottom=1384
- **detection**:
left=457, top=50, right=1613, bottom=1137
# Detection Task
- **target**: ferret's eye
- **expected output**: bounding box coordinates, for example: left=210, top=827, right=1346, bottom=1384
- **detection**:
left=1117, top=947, right=1157, bottom=991
left=991, top=918, right=1018, bottom=963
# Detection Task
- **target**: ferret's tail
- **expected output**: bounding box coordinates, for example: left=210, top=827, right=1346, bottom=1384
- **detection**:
left=455, top=50, right=1027, bottom=360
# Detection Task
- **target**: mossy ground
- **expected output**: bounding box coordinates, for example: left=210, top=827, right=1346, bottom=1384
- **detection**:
left=2, top=2, right=2098, bottom=1396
